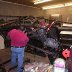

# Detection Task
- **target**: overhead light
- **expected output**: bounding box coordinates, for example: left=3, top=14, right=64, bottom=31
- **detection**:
left=65, top=2, right=72, bottom=6
left=63, top=23, right=72, bottom=27
left=60, top=31, right=72, bottom=35
left=34, top=0, right=52, bottom=4
left=51, top=14, right=60, bottom=16
left=42, top=4, right=64, bottom=10
left=41, top=2, right=72, bottom=10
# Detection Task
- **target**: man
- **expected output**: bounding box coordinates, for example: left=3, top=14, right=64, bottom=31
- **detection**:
left=7, top=27, right=29, bottom=72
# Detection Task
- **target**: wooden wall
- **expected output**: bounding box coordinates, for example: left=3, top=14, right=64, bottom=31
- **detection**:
left=0, top=1, right=45, bottom=17
left=45, top=6, right=72, bottom=23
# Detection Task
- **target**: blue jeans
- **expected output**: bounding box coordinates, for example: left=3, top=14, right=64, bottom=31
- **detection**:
left=11, top=47, right=25, bottom=72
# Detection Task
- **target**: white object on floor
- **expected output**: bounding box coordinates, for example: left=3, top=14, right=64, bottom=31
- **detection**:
left=54, top=58, right=65, bottom=72
left=0, top=35, right=5, bottom=49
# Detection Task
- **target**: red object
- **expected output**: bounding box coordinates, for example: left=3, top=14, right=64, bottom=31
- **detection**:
left=62, top=49, right=70, bottom=59
left=47, top=22, right=55, bottom=31
left=8, top=29, right=29, bottom=47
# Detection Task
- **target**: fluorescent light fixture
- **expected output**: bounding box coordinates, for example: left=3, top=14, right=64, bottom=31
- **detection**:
left=51, top=14, right=60, bottom=16
left=34, top=0, right=52, bottom=4
left=42, top=4, right=64, bottom=10
left=63, top=23, right=72, bottom=27
left=60, top=31, right=72, bottom=35
left=41, top=2, right=72, bottom=10
left=65, top=2, right=72, bottom=6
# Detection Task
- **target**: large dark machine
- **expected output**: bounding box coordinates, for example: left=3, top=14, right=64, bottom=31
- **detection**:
left=0, top=19, right=62, bottom=64
left=25, top=21, right=62, bottom=64
left=0, top=17, right=71, bottom=72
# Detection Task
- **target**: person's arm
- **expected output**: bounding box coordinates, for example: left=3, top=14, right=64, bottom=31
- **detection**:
left=6, top=31, right=11, bottom=40
left=26, top=36, right=29, bottom=43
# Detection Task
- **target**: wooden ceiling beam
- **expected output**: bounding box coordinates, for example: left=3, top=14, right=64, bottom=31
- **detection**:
left=2, top=0, right=72, bottom=8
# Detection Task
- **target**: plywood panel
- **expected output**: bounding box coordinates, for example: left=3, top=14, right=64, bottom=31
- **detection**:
left=45, top=6, right=72, bottom=23
left=0, top=1, right=45, bottom=17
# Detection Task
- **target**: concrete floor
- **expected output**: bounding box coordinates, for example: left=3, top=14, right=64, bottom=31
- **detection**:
left=0, top=48, right=50, bottom=72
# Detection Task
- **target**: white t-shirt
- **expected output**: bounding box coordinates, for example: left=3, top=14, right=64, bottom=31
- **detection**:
left=0, top=35, right=5, bottom=49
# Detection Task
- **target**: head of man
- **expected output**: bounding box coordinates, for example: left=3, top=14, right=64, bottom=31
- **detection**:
left=19, top=26, right=27, bottom=33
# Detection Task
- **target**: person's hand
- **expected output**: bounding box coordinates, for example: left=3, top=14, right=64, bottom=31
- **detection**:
left=25, top=32, right=27, bottom=35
